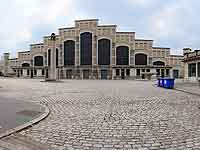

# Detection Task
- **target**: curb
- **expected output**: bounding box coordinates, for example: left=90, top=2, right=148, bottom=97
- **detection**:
left=0, top=103, right=50, bottom=139
left=174, top=88, right=200, bottom=97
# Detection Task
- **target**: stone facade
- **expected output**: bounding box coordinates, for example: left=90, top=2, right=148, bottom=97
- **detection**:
left=0, top=19, right=183, bottom=80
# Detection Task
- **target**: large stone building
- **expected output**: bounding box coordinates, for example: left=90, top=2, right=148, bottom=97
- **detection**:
left=0, top=19, right=184, bottom=80
left=183, top=48, right=200, bottom=81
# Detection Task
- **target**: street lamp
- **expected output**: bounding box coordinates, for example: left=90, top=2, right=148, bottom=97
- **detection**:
left=45, top=33, right=57, bottom=81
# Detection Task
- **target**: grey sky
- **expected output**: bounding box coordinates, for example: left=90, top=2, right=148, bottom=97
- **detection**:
left=0, top=0, right=199, bottom=57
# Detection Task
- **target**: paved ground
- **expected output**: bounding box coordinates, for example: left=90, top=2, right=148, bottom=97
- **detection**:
left=0, top=78, right=200, bottom=150
left=175, top=80, right=200, bottom=96
left=0, top=96, right=44, bottom=133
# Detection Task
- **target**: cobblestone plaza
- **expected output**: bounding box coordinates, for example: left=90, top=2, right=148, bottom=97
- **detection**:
left=0, top=78, right=200, bottom=149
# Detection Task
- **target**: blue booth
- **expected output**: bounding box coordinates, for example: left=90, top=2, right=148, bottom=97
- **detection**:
left=157, top=78, right=175, bottom=89
left=157, top=78, right=164, bottom=87
left=163, top=78, right=175, bottom=89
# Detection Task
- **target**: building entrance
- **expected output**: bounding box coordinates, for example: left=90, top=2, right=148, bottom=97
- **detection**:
left=83, top=70, right=90, bottom=79
left=31, top=70, right=33, bottom=78
left=101, top=70, right=108, bottom=80
left=121, top=69, right=125, bottom=79
left=173, top=70, right=179, bottom=78
left=66, top=70, right=72, bottom=79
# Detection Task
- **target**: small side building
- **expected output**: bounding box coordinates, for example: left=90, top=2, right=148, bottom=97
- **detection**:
left=183, top=48, right=200, bottom=81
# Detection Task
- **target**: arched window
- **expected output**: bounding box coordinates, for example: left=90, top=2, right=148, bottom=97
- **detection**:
left=116, top=46, right=129, bottom=65
left=34, top=56, right=43, bottom=66
left=21, top=63, right=30, bottom=67
left=153, top=61, right=165, bottom=66
left=80, top=32, right=92, bottom=65
left=98, top=39, right=111, bottom=65
left=48, top=49, right=51, bottom=66
left=64, top=40, right=75, bottom=65
left=135, top=53, right=147, bottom=65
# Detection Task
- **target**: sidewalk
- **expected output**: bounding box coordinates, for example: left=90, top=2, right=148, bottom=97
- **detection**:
left=175, top=80, right=200, bottom=96
left=0, top=134, right=56, bottom=150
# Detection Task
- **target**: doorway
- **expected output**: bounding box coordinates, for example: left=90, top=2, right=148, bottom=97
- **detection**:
left=31, top=70, right=33, bottom=78
left=66, top=70, right=72, bottom=79
left=83, top=70, right=90, bottom=79
left=101, top=70, right=108, bottom=80
left=121, top=69, right=125, bottom=79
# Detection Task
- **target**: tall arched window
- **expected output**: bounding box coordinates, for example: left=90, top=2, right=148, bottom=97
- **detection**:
left=80, top=32, right=92, bottom=65
left=98, top=39, right=111, bottom=65
left=48, top=49, right=51, bottom=66
left=21, top=63, right=30, bottom=67
left=34, top=56, right=43, bottom=66
left=135, top=53, right=147, bottom=65
left=116, top=46, right=129, bottom=65
left=64, top=40, right=75, bottom=65
left=153, top=61, right=165, bottom=66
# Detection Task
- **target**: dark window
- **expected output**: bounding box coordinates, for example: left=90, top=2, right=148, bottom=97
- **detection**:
left=146, top=69, right=150, bottom=72
left=153, top=61, right=165, bottom=66
left=21, top=70, right=23, bottom=75
left=48, top=49, right=51, bottom=66
left=64, top=40, right=75, bottom=65
left=34, top=70, right=37, bottom=75
left=116, top=46, right=129, bottom=65
left=98, top=39, right=110, bottom=65
left=135, top=54, right=147, bottom=65
left=142, top=69, right=145, bottom=72
left=56, top=49, right=59, bottom=67
left=188, top=63, right=196, bottom=77
left=42, top=69, right=45, bottom=75
left=22, top=63, right=30, bottom=67
left=156, top=69, right=160, bottom=76
left=136, top=69, right=140, bottom=76
left=116, top=69, right=120, bottom=76
left=81, top=32, right=92, bottom=65
left=173, top=70, right=179, bottom=78
left=27, top=70, right=30, bottom=75
left=166, top=69, right=169, bottom=76
left=126, top=69, right=130, bottom=76
left=34, top=56, right=43, bottom=66
left=198, top=62, right=200, bottom=77
left=161, top=69, right=165, bottom=78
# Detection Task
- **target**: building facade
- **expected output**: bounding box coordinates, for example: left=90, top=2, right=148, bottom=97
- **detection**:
left=0, top=19, right=184, bottom=80
left=183, top=48, right=200, bottom=81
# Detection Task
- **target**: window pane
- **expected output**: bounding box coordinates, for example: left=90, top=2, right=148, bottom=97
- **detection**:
left=135, top=54, right=147, bottom=65
left=64, top=40, right=75, bottom=65
left=34, top=56, right=43, bottom=66
left=98, top=39, right=110, bottom=65
left=81, top=32, right=92, bottom=65
left=116, top=46, right=129, bottom=65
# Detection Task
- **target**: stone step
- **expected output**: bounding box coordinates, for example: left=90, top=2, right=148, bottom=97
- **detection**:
left=0, top=134, right=55, bottom=150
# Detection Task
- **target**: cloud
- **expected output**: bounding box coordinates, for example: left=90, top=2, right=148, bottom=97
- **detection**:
left=128, top=0, right=157, bottom=7
left=147, top=0, right=200, bottom=54
left=0, top=0, right=85, bottom=56
left=1, top=0, right=200, bottom=56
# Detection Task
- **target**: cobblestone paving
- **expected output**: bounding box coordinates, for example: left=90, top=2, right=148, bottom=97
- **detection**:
left=1, top=78, right=200, bottom=149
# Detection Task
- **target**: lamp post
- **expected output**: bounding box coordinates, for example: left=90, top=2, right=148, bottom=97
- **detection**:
left=47, top=33, right=57, bottom=81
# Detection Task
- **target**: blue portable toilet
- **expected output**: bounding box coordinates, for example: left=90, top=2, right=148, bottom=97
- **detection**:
left=163, top=78, right=175, bottom=89
left=159, top=78, right=164, bottom=87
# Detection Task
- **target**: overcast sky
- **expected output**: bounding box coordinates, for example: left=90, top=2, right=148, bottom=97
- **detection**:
left=0, top=0, right=199, bottom=57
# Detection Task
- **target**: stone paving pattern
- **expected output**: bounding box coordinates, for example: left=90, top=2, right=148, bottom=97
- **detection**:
left=0, top=78, right=200, bottom=150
